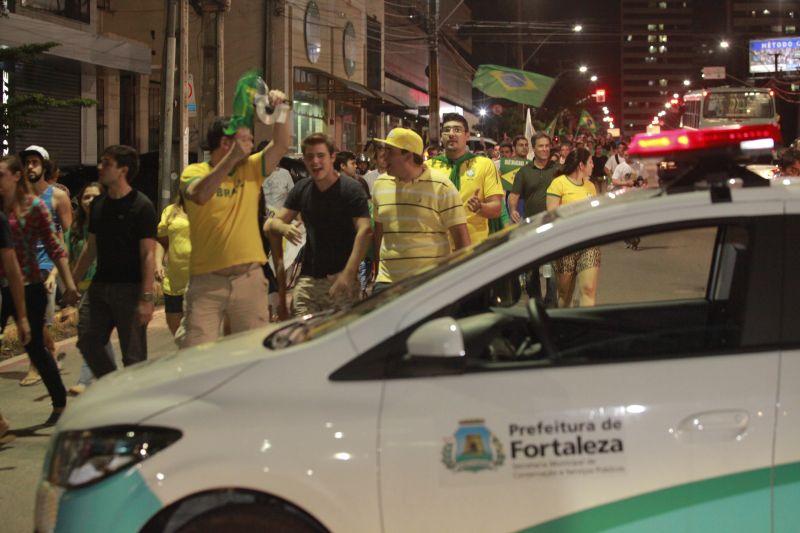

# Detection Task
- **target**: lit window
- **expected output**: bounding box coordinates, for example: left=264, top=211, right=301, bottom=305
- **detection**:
left=659, top=45, right=668, bottom=53
left=648, top=80, right=655, bottom=86
left=645, top=56, right=657, bottom=63
left=659, top=35, right=668, bottom=42
left=647, top=24, right=657, bottom=31
left=659, top=78, right=668, bottom=86
left=658, top=1, right=667, bottom=8
left=626, top=34, right=634, bottom=41
left=659, top=24, right=665, bottom=30
left=649, top=45, right=657, bottom=53
left=648, top=35, right=657, bottom=42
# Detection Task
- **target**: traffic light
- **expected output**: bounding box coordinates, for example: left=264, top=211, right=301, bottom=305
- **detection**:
left=593, top=89, right=606, bottom=103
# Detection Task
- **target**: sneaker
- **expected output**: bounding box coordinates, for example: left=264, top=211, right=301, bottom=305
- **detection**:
left=19, top=367, right=42, bottom=387
left=68, top=384, right=86, bottom=396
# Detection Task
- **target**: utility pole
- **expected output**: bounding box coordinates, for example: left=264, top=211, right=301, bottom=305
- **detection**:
left=516, top=0, right=524, bottom=117
left=178, top=0, right=189, bottom=172
left=427, top=0, right=440, bottom=144
left=158, top=0, right=178, bottom=212
left=216, top=9, right=225, bottom=115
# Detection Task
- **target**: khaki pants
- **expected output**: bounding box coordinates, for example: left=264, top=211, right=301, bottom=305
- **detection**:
left=293, top=275, right=358, bottom=316
left=180, top=265, right=268, bottom=348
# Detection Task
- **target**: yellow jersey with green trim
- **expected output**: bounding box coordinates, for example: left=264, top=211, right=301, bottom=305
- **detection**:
left=372, top=167, right=467, bottom=284
left=179, top=152, right=268, bottom=275
left=426, top=155, right=505, bottom=245
left=546, top=175, right=597, bottom=206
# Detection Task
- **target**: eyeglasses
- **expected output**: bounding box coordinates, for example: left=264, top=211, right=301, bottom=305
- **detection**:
left=442, top=126, right=465, bottom=134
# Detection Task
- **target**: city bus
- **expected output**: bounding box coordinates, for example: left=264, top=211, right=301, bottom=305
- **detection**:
left=681, top=86, right=777, bottom=129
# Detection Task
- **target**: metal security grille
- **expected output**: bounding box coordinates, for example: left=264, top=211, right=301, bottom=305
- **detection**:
left=12, top=56, right=82, bottom=166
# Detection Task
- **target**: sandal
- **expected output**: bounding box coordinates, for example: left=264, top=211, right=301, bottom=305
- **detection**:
left=19, top=367, right=42, bottom=387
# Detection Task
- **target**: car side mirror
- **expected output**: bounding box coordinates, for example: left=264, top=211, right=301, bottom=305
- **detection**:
left=406, top=317, right=465, bottom=359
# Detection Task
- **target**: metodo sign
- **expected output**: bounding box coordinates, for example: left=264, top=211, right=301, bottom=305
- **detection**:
left=750, top=37, right=800, bottom=74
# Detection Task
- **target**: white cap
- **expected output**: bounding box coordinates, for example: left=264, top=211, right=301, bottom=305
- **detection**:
left=20, top=145, right=49, bottom=161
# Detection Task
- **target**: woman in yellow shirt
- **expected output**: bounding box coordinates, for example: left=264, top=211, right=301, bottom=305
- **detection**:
left=156, top=193, right=191, bottom=336
left=546, top=148, right=600, bottom=308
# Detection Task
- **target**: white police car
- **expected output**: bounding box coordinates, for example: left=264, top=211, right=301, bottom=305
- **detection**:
left=37, top=124, right=800, bottom=532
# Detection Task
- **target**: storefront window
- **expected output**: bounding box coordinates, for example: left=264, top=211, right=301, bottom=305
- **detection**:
left=336, top=102, right=358, bottom=152
left=293, top=92, right=326, bottom=154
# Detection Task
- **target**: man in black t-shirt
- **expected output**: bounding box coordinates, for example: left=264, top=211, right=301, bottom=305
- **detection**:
left=265, top=133, right=372, bottom=318
left=73, top=145, right=158, bottom=378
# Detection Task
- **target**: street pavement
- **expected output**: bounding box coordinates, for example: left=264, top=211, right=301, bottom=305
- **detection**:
left=0, top=309, right=176, bottom=533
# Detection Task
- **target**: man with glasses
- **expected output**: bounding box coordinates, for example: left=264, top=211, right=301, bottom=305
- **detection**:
left=427, top=113, right=504, bottom=245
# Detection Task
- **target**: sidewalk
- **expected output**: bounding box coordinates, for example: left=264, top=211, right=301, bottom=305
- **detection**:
left=0, top=309, right=177, bottom=532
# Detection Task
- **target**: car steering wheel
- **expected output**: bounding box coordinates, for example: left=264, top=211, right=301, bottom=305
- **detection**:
left=526, top=297, right=558, bottom=360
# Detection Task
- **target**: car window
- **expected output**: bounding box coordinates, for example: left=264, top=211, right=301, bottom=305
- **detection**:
left=332, top=218, right=783, bottom=382
left=555, top=227, right=717, bottom=307
left=426, top=221, right=769, bottom=369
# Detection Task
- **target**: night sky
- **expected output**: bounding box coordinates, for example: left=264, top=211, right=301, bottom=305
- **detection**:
left=465, top=0, right=622, bottom=118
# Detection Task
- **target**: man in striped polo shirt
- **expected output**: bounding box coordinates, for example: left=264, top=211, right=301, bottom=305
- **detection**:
left=372, top=128, right=471, bottom=292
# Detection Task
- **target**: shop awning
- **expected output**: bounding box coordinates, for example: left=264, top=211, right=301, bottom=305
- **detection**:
left=370, top=90, right=410, bottom=109
left=295, top=67, right=376, bottom=105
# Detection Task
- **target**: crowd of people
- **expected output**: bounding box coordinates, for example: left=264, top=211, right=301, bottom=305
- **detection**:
left=3, top=90, right=798, bottom=436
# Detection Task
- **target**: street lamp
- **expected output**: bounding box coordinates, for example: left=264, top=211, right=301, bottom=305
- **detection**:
left=590, top=75, right=598, bottom=82
left=573, top=24, right=583, bottom=32
left=578, top=65, right=588, bottom=73
left=683, top=79, right=691, bottom=87
left=719, top=40, right=730, bottom=49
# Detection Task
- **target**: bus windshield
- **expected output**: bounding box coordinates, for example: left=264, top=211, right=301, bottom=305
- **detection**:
left=703, top=91, right=774, bottom=120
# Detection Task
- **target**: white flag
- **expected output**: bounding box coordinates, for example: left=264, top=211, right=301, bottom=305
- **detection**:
left=524, top=108, right=535, bottom=160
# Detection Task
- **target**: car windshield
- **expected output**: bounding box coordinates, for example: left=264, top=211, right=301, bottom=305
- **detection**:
left=265, top=212, right=556, bottom=349
left=703, top=92, right=774, bottom=119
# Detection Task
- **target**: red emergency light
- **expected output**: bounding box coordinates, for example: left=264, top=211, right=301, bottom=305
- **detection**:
left=628, top=124, right=782, bottom=158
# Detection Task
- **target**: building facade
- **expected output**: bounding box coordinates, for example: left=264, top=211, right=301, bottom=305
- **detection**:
left=1, top=0, right=151, bottom=166
left=619, top=0, right=696, bottom=134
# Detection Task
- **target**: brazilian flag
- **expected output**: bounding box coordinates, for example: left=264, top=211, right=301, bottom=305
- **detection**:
left=473, top=65, right=556, bottom=108
left=498, top=157, right=528, bottom=192
left=578, top=109, right=598, bottom=133
left=225, top=69, right=262, bottom=135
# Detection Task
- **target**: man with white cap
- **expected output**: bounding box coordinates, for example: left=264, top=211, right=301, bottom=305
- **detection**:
left=371, top=128, right=471, bottom=293
left=18, top=145, right=72, bottom=386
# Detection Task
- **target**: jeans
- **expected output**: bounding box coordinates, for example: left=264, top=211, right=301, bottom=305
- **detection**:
left=77, top=282, right=148, bottom=378
left=1, top=283, right=66, bottom=408
left=76, top=341, right=117, bottom=387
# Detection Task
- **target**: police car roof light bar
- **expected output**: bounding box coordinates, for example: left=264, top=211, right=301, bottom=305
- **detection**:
left=628, top=124, right=782, bottom=159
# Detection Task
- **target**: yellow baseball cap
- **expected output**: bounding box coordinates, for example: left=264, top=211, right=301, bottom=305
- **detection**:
left=374, top=128, right=424, bottom=156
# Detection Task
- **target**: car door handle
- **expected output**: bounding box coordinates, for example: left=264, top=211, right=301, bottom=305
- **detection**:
left=673, top=410, right=750, bottom=444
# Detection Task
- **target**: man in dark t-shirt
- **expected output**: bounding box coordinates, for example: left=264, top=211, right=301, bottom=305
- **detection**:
left=265, top=133, right=371, bottom=317
left=509, top=132, right=562, bottom=220
left=73, top=145, right=158, bottom=378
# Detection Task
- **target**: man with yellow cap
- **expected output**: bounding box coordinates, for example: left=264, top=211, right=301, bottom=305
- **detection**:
left=371, top=128, right=471, bottom=292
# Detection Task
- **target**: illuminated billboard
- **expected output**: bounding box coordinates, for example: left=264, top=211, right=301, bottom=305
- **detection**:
left=750, top=37, right=800, bottom=74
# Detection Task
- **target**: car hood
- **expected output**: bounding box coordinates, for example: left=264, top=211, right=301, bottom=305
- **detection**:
left=57, top=322, right=288, bottom=430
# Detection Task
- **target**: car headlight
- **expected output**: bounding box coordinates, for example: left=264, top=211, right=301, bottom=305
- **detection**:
left=46, top=426, right=182, bottom=489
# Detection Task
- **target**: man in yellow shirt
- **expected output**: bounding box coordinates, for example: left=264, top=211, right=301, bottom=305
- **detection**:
left=371, top=128, right=470, bottom=291
left=179, top=90, right=289, bottom=347
left=426, top=113, right=504, bottom=245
